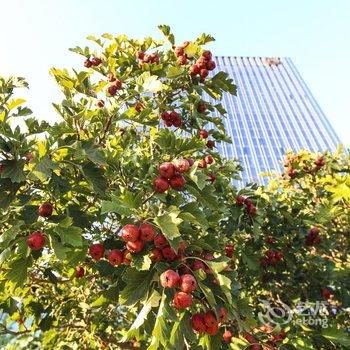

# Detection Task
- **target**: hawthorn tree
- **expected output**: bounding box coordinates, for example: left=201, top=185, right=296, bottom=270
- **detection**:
left=0, top=26, right=349, bottom=350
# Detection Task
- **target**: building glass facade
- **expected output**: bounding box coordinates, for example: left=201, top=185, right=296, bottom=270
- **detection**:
left=212, top=57, right=341, bottom=185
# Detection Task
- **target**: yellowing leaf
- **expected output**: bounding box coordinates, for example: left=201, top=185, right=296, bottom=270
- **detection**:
left=7, top=98, right=25, bottom=111
left=184, top=42, right=199, bottom=58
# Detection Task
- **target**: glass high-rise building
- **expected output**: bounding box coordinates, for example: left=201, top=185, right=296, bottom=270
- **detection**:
left=213, top=57, right=341, bottom=185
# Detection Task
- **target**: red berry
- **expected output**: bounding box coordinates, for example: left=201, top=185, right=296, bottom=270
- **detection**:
left=197, top=57, right=208, bottom=69
left=107, top=73, right=116, bottom=82
left=225, top=244, right=234, bottom=258
left=198, top=159, right=207, bottom=169
left=266, top=249, right=275, bottom=259
left=205, top=155, right=214, bottom=164
left=0, top=163, right=5, bottom=173
left=165, top=119, right=173, bottom=127
left=97, top=100, right=105, bottom=108
left=170, top=174, right=186, bottom=191
left=202, top=50, right=212, bottom=60
left=244, top=333, right=255, bottom=344
left=207, top=60, right=216, bottom=71
left=108, top=84, right=118, bottom=96
left=191, top=313, right=206, bottom=333
left=200, top=69, right=209, bottom=79
left=121, top=224, right=140, bottom=242
left=175, top=47, right=184, bottom=57
left=126, top=239, right=144, bottom=253
left=38, top=202, right=53, bottom=217
left=275, top=251, right=284, bottom=261
left=174, top=158, right=190, bottom=173
left=114, top=79, right=122, bottom=90
left=260, top=258, right=269, bottom=267
left=193, top=260, right=206, bottom=271
left=287, top=167, right=297, bottom=178
left=204, top=310, right=217, bottom=327
left=197, top=102, right=206, bottom=113
left=207, top=173, right=216, bottom=183
left=322, top=287, right=332, bottom=299
left=135, top=102, right=143, bottom=113
left=179, top=274, right=197, bottom=293
left=140, top=223, right=156, bottom=242
left=162, top=246, right=177, bottom=261
left=91, top=57, right=102, bottom=66
left=159, top=162, right=176, bottom=179
left=172, top=115, right=183, bottom=128
left=160, top=269, right=180, bottom=288
left=154, top=234, right=168, bottom=248
left=236, top=195, right=246, bottom=205
left=177, top=55, right=187, bottom=65
left=150, top=248, right=163, bottom=262
left=27, top=231, right=45, bottom=250
left=190, top=64, right=200, bottom=75
left=178, top=241, right=186, bottom=254
left=89, top=243, right=105, bottom=261
left=137, top=51, right=144, bottom=60
left=84, top=59, right=92, bottom=68
left=206, top=323, right=219, bottom=336
left=206, top=140, right=215, bottom=149
left=75, top=266, right=85, bottom=278
left=247, top=204, right=257, bottom=216
left=173, top=291, right=193, bottom=309
left=25, top=152, right=33, bottom=162
left=108, top=249, right=123, bottom=266
left=154, top=176, right=170, bottom=193
left=160, top=111, right=171, bottom=121
left=223, top=330, right=233, bottom=343
left=266, top=236, right=275, bottom=244
left=186, top=158, right=194, bottom=166
left=199, top=130, right=209, bottom=139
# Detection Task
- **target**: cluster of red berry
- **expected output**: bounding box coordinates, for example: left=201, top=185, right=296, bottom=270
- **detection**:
left=106, top=73, right=123, bottom=96
left=174, top=41, right=190, bottom=65
left=259, top=249, right=283, bottom=267
left=136, top=51, right=160, bottom=65
left=153, top=159, right=192, bottom=193
left=84, top=56, right=102, bottom=68
left=305, top=227, right=321, bottom=246
left=160, top=111, right=183, bottom=128
left=189, top=50, right=216, bottom=81
left=191, top=308, right=227, bottom=336
left=236, top=195, right=257, bottom=216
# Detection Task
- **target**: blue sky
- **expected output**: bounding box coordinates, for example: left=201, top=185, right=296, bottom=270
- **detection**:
left=1, top=0, right=349, bottom=144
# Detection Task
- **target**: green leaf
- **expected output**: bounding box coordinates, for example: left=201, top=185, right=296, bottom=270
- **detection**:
left=100, top=200, right=133, bottom=216
left=0, top=247, right=11, bottom=265
left=126, top=290, right=161, bottom=337
left=0, top=221, right=23, bottom=248
left=168, top=312, right=191, bottom=349
left=167, top=66, right=183, bottom=78
left=31, top=156, right=56, bottom=181
left=82, top=162, right=107, bottom=196
left=148, top=292, right=169, bottom=350
left=1, top=160, right=26, bottom=183
left=54, top=220, right=83, bottom=247
left=158, top=24, right=175, bottom=45
left=321, top=327, right=350, bottom=347
left=120, top=268, right=155, bottom=306
left=50, top=237, right=71, bottom=260
left=154, top=206, right=183, bottom=248
left=196, top=33, right=215, bottom=45
left=197, top=280, right=216, bottom=310
left=6, top=258, right=32, bottom=290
